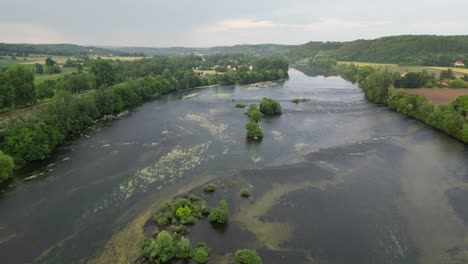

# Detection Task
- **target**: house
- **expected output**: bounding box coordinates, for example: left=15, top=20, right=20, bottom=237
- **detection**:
left=454, top=60, right=465, bottom=67
left=249, top=65, right=254, bottom=71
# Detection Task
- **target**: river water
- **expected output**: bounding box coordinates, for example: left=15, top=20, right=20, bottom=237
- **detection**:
left=0, top=68, right=467, bottom=264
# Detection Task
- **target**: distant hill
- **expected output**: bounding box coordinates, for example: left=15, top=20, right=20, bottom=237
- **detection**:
left=0, top=43, right=131, bottom=57
left=3, top=35, right=468, bottom=66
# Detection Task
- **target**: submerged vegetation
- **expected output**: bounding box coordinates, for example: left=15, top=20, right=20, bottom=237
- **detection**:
left=152, top=195, right=209, bottom=226
left=291, top=98, right=310, bottom=104
left=240, top=188, right=251, bottom=198
left=235, top=103, right=247, bottom=108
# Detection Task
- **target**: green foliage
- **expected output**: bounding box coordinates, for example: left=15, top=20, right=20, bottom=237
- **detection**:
left=259, top=98, right=282, bottom=115
left=192, top=243, right=210, bottom=264
left=291, top=98, right=310, bottom=104
left=0, top=151, right=14, bottom=183
left=247, top=104, right=263, bottom=122
left=234, top=249, right=262, bottom=264
left=208, top=200, right=229, bottom=224
left=240, top=188, right=251, bottom=198
left=89, top=59, right=116, bottom=88
left=236, top=103, right=247, bottom=108
left=361, top=71, right=395, bottom=104
left=8, top=65, right=36, bottom=107
left=449, top=79, right=467, bottom=88
left=463, top=74, right=468, bottom=82
left=175, top=237, right=192, bottom=258
left=203, top=183, right=216, bottom=193
left=153, top=195, right=207, bottom=226
left=142, top=231, right=177, bottom=263
left=35, top=80, right=55, bottom=99
left=245, top=122, right=263, bottom=140
left=56, top=74, right=91, bottom=93
left=440, top=69, right=455, bottom=80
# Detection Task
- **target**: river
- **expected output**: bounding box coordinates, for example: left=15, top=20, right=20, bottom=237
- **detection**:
left=0, top=68, right=467, bottom=264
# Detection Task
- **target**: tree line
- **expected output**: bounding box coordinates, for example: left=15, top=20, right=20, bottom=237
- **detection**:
left=0, top=55, right=289, bottom=184
left=338, top=63, right=468, bottom=143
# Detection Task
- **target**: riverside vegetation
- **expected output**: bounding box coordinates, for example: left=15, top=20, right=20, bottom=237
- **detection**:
left=243, top=98, right=282, bottom=141
left=142, top=187, right=261, bottom=264
left=0, top=55, right=289, bottom=184
left=338, top=63, right=468, bottom=143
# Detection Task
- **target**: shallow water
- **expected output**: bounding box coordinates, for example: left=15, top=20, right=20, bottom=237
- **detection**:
left=0, top=69, right=467, bottom=264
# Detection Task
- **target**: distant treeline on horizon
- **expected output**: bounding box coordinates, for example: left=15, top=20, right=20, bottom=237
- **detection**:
left=2, top=35, right=468, bottom=66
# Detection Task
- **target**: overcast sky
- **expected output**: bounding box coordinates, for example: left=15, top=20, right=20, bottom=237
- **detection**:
left=1, top=0, right=468, bottom=47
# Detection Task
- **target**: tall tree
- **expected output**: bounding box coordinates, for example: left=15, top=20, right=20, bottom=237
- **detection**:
left=8, top=65, right=36, bottom=107
left=89, top=59, right=115, bottom=88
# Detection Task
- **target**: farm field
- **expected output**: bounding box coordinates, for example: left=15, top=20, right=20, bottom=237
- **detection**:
left=405, top=88, right=468, bottom=104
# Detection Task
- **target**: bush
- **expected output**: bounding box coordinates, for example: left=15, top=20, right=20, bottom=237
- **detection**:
left=291, top=98, right=310, bottom=104
left=192, top=243, right=210, bottom=264
left=175, top=237, right=192, bottom=258
left=142, top=231, right=177, bottom=263
left=449, top=79, right=467, bottom=88
left=259, top=98, right=282, bottom=115
left=240, top=188, right=251, bottom=198
left=235, top=249, right=262, bottom=264
left=0, top=151, right=14, bottom=183
left=247, top=104, right=263, bottom=122
left=203, top=183, right=216, bottom=193
left=208, top=200, right=229, bottom=224
left=153, top=196, right=206, bottom=226
left=236, top=103, right=247, bottom=108
left=245, top=122, right=263, bottom=140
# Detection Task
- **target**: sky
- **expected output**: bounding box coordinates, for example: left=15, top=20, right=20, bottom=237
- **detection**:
left=1, top=0, right=468, bottom=47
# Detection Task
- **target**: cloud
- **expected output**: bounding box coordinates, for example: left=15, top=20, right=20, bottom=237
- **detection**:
left=0, top=23, right=63, bottom=43
left=197, top=19, right=274, bottom=33
left=197, top=18, right=369, bottom=33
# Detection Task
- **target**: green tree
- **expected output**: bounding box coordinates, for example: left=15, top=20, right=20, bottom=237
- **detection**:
left=45, top=57, right=56, bottom=67
left=0, top=151, right=14, bottom=183
left=247, top=104, right=263, bottom=122
left=235, top=249, right=262, bottom=264
left=361, top=71, right=394, bottom=104
left=175, top=237, right=192, bottom=258
left=449, top=79, right=467, bottom=88
left=89, top=59, right=116, bottom=88
left=259, top=98, right=282, bottom=115
left=141, top=231, right=177, bottom=263
left=34, top=63, right=44, bottom=74
left=208, top=200, right=229, bottom=224
left=192, top=243, right=210, bottom=264
left=463, top=74, right=468, bottom=82
left=56, top=74, right=91, bottom=93
left=0, top=71, right=15, bottom=110
left=245, top=122, right=263, bottom=140
left=8, top=65, right=36, bottom=107
left=440, top=69, right=455, bottom=80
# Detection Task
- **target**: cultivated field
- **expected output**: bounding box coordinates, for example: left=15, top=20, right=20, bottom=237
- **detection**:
left=405, top=88, right=468, bottom=104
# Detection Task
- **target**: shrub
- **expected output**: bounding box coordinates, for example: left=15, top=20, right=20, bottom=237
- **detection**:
left=192, top=243, right=210, bottom=264
left=153, top=196, right=205, bottom=226
left=240, top=188, right=251, bottom=198
left=449, top=79, right=467, bottom=88
left=259, top=98, right=282, bottom=115
left=0, top=151, right=14, bottom=183
left=291, top=98, right=310, bottom=104
left=175, top=237, right=192, bottom=258
left=235, top=249, right=262, bottom=264
left=236, top=103, right=247, bottom=108
left=208, top=200, right=229, bottom=224
left=203, top=183, right=216, bottom=193
left=142, top=231, right=176, bottom=263
left=245, top=122, right=263, bottom=140
left=247, top=104, right=263, bottom=122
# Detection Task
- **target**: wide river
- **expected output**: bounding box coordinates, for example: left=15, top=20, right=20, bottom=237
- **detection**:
left=1, top=69, right=468, bottom=264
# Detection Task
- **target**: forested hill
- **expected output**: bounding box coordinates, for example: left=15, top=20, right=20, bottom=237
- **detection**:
left=327, top=35, right=468, bottom=65
left=3, top=35, right=468, bottom=65
left=0, top=43, right=131, bottom=57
